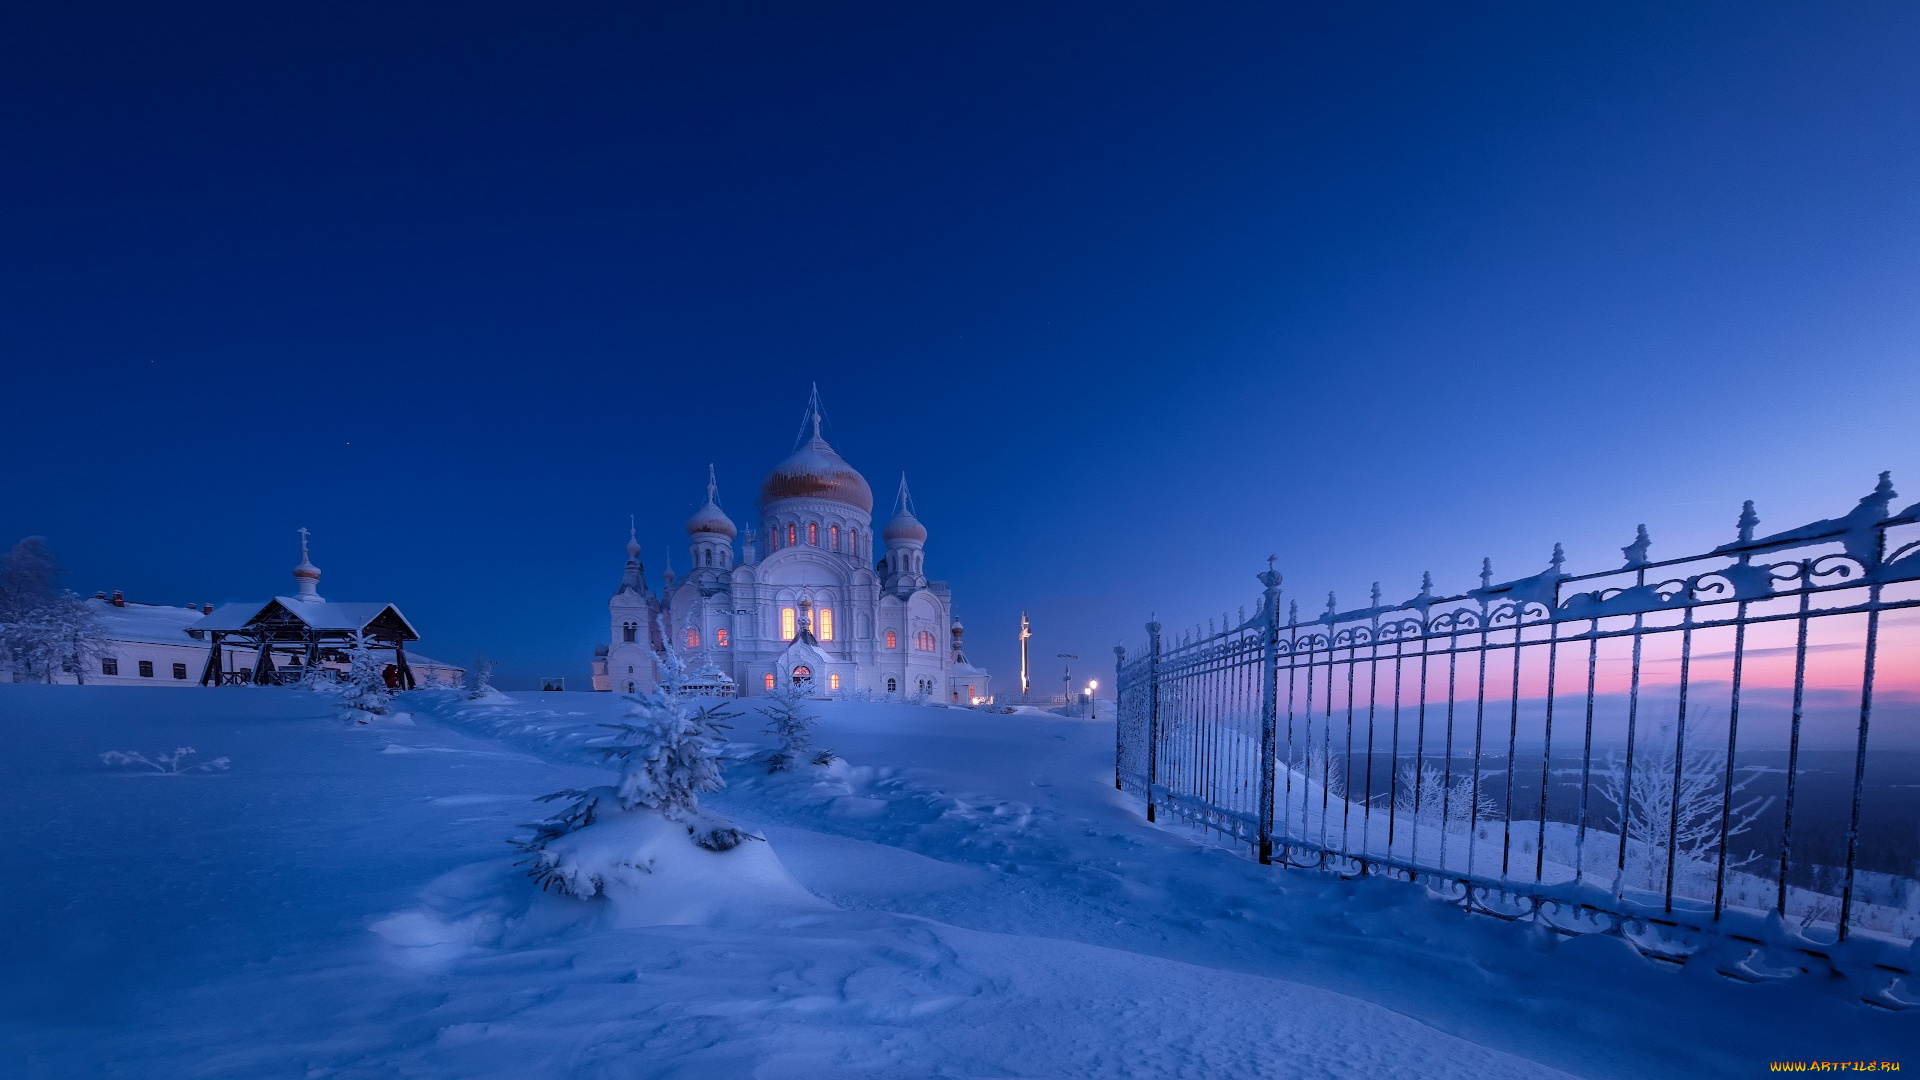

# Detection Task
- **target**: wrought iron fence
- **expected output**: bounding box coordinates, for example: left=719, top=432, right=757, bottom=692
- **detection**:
left=1115, top=473, right=1920, bottom=973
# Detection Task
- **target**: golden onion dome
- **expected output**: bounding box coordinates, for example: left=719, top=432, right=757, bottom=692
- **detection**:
left=760, top=434, right=873, bottom=515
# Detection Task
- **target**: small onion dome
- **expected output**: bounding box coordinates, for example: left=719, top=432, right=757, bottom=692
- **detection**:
left=883, top=507, right=927, bottom=544
left=687, top=499, right=737, bottom=539
left=760, top=436, right=873, bottom=514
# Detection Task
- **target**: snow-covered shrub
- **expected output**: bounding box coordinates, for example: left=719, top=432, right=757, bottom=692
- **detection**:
left=466, top=656, right=497, bottom=700
left=515, top=690, right=753, bottom=896
left=101, top=748, right=230, bottom=774
left=338, top=632, right=391, bottom=721
left=758, top=680, right=820, bottom=772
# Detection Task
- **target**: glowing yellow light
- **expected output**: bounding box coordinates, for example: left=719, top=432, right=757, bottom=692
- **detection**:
left=819, top=608, right=834, bottom=641
left=781, top=608, right=796, bottom=640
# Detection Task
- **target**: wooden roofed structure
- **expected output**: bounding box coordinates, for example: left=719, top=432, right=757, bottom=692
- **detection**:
left=188, top=529, right=421, bottom=688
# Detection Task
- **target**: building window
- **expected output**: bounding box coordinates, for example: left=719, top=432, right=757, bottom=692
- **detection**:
left=886, top=677, right=897, bottom=693
left=830, top=673, right=841, bottom=691
left=684, top=627, right=699, bottom=649
left=716, top=628, right=729, bottom=647
left=622, top=622, right=637, bottom=643
left=830, top=524, right=839, bottom=550
left=787, top=523, right=796, bottom=546
left=764, top=672, right=776, bottom=690
left=914, top=630, right=938, bottom=651
left=792, top=664, right=811, bottom=686
left=627, top=681, right=635, bottom=693
left=808, top=522, right=818, bottom=545
left=818, top=608, right=833, bottom=641
left=850, top=528, right=858, bottom=553
left=885, top=630, right=897, bottom=649
left=173, top=663, right=188, bottom=680
left=101, top=657, right=118, bottom=676
left=138, top=660, right=154, bottom=678
left=781, top=607, right=796, bottom=640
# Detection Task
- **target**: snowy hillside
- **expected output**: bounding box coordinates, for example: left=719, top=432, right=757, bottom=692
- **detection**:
left=2, top=685, right=1911, bottom=1078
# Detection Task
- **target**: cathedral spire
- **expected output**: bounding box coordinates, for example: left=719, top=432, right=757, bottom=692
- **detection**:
left=627, top=515, right=640, bottom=561
left=893, top=473, right=917, bottom=517
left=796, top=382, right=827, bottom=448
left=706, top=463, right=719, bottom=506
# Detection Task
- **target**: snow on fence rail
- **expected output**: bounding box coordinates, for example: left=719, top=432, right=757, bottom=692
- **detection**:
left=1115, top=474, right=1920, bottom=986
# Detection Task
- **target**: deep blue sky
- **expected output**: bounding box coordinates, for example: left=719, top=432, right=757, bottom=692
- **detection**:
left=2, top=3, right=1916, bottom=690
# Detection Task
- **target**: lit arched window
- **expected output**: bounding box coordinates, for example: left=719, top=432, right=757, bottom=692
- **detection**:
left=818, top=608, right=833, bottom=641
left=885, top=630, right=897, bottom=649
left=715, top=628, right=729, bottom=647
left=764, top=672, right=775, bottom=690
left=787, top=523, right=797, bottom=546
left=781, top=608, right=796, bottom=641
left=886, top=677, right=897, bottom=693
left=829, top=673, right=841, bottom=691
left=830, top=524, right=839, bottom=550
left=850, top=528, right=858, bottom=554
left=792, top=664, right=811, bottom=686
left=684, top=627, right=699, bottom=649
left=914, top=630, right=937, bottom=651
left=808, top=522, right=818, bottom=545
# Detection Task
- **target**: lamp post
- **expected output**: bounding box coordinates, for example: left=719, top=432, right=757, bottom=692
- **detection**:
left=1086, top=679, right=1098, bottom=720
left=1057, top=653, right=1077, bottom=705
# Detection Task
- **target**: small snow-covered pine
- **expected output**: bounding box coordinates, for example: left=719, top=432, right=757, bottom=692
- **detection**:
left=758, top=680, right=819, bottom=772
left=337, top=632, right=391, bottom=721
left=466, top=656, right=497, bottom=700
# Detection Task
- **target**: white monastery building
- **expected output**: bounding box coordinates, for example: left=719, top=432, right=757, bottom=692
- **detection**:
left=592, top=392, right=991, bottom=702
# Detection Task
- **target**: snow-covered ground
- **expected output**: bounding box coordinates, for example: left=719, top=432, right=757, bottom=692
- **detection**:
left=2, top=685, right=1912, bottom=1078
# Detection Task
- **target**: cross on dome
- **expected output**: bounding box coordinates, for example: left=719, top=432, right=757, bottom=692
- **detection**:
left=292, top=527, right=324, bottom=602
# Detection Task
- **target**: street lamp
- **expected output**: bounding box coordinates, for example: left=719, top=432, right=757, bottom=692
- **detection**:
left=1086, top=679, right=1098, bottom=720
left=1058, top=653, right=1077, bottom=704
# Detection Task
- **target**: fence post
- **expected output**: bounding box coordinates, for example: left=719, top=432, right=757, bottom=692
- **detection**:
left=1258, top=560, right=1283, bottom=864
left=1145, top=618, right=1163, bottom=823
left=1113, top=644, right=1127, bottom=790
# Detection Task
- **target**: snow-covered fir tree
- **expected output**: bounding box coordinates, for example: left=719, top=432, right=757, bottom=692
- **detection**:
left=466, top=656, right=497, bottom=700
left=758, top=680, right=823, bottom=772
left=337, top=632, right=391, bottom=720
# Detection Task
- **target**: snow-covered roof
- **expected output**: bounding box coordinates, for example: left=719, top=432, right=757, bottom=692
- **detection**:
left=189, top=597, right=419, bottom=639
left=85, top=599, right=208, bottom=646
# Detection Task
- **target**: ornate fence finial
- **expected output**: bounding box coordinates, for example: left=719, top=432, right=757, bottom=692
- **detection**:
left=1480, top=558, right=1493, bottom=591
left=1370, top=581, right=1382, bottom=609
left=1420, top=570, right=1434, bottom=597
left=1288, top=599, right=1299, bottom=626
left=1550, top=543, right=1566, bottom=577
left=1622, top=525, right=1652, bottom=569
left=1325, top=591, right=1337, bottom=620
left=1258, top=558, right=1282, bottom=591
left=1737, top=500, right=1759, bottom=545
left=1238, top=606, right=1246, bottom=626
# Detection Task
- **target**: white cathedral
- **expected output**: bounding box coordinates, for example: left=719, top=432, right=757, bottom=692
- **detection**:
left=591, top=393, right=991, bottom=703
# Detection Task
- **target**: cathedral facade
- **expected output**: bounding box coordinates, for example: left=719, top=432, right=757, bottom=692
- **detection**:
left=592, top=396, right=991, bottom=703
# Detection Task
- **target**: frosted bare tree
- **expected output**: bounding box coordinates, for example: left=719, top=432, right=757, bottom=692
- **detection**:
left=0, top=537, right=107, bottom=683
left=1393, top=761, right=1499, bottom=835
left=1599, top=719, right=1770, bottom=892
